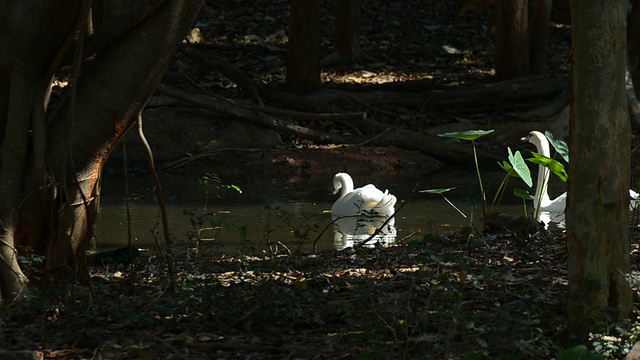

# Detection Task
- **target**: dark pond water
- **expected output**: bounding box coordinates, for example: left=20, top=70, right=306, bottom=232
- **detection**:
left=94, top=168, right=532, bottom=254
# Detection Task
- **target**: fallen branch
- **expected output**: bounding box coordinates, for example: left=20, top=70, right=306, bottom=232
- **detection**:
left=155, top=84, right=502, bottom=164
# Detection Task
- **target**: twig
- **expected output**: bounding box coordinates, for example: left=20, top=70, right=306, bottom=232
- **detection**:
left=160, top=147, right=263, bottom=171
left=137, top=110, right=175, bottom=291
left=241, top=104, right=366, bottom=123
left=347, top=126, right=395, bottom=147
left=398, top=230, right=422, bottom=243
left=149, top=223, right=167, bottom=263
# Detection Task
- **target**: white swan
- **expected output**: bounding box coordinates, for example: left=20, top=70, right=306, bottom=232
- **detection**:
left=523, top=131, right=566, bottom=214
left=331, top=173, right=397, bottom=225
left=524, top=131, right=639, bottom=219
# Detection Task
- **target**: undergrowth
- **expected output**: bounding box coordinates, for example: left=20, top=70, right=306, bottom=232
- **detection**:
left=4, top=226, right=640, bottom=359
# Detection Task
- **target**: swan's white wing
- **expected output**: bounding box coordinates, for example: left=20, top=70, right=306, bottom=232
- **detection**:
left=538, top=189, right=640, bottom=214
left=331, top=184, right=397, bottom=218
left=539, top=192, right=566, bottom=213
left=629, top=189, right=640, bottom=211
left=353, top=184, right=387, bottom=209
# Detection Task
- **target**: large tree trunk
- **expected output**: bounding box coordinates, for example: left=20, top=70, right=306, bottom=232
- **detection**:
left=567, top=0, right=632, bottom=337
left=0, top=1, right=83, bottom=301
left=0, top=0, right=203, bottom=301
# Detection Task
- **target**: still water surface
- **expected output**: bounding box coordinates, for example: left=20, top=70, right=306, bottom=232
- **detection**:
left=94, top=169, right=528, bottom=253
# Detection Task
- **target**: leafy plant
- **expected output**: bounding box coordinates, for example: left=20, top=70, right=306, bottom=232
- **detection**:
left=419, top=187, right=467, bottom=219
left=438, top=129, right=494, bottom=217
left=545, top=130, right=569, bottom=163
left=184, top=173, right=244, bottom=260
left=427, top=132, right=534, bottom=229
left=198, top=172, right=243, bottom=194
left=527, top=151, right=568, bottom=182
left=493, top=147, right=532, bottom=214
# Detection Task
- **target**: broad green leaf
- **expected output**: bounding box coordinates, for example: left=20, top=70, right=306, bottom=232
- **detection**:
left=437, top=129, right=494, bottom=141
left=545, top=130, right=569, bottom=163
left=557, top=345, right=603, bottom=360
left=507, top=148, right=532, bottom=187
left=419, top=187, right=455, bottom=194
left=527, top=152, right=568, bottom=182
left=513, top=188, right=533, bottom=200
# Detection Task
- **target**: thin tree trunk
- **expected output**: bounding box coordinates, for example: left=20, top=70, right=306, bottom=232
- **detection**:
left=530, top=0, right=552, bottom=74
left=287, top=0, right=321, bottom=94
left=495, top=0, right=529, bottom=79
left=334, top=0, right=360, bottom=60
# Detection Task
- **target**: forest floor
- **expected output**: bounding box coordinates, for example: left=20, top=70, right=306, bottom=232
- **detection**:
left=4, top=1, right=640, bottom=359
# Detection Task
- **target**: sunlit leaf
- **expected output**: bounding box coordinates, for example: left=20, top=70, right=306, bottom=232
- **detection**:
left=419, top=187, right=455, bottom=194
left=527, top=152, right=568, bottom=182
left=507, top=147, right=532, bottom=187
left=545, top=130, right=569, bottom=163
left=437, top=129, right=494, bottom=141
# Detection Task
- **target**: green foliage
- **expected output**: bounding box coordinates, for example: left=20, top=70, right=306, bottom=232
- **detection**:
left=502, top=147, right=533, bottom=187
left=545, top=130, right=570, bottom=163
left=419, top=187, right=467, bottom=219
left=437, top=129, right=495, bottom=141
left=557, top=345, right=603, bottom=360
left=198, top=172, right=243, bottom=193
left=513, top=188, right=534, bottom=201
left=491, top=147, right=532, bottom=213
left=527, top=151, right=568, bottom=182
left=184, top=172, right=245, bottom=260
left=425, top=133, right=539, bottom=228
left=438, top=130, right=494, bottom=218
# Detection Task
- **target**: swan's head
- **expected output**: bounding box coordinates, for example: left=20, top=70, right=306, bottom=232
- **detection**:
left=522, top=131, right=548, bottom=153
left=332, top=173, right=353, bottom=195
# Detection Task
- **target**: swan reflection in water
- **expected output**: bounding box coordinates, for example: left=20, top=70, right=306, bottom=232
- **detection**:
left=333, top=213, right=397, bottom=250
left=539, top=210, right=565, bottom=230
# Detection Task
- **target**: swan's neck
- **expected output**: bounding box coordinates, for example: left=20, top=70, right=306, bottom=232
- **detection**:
left=337, top=175, right=354, bottom=198
left=534, top=164, right=551, bottom=210
left=534, top=138, right=552, bottom=211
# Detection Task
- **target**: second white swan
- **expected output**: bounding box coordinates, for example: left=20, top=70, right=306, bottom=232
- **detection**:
left=524, top=130, right=639, bottom=219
